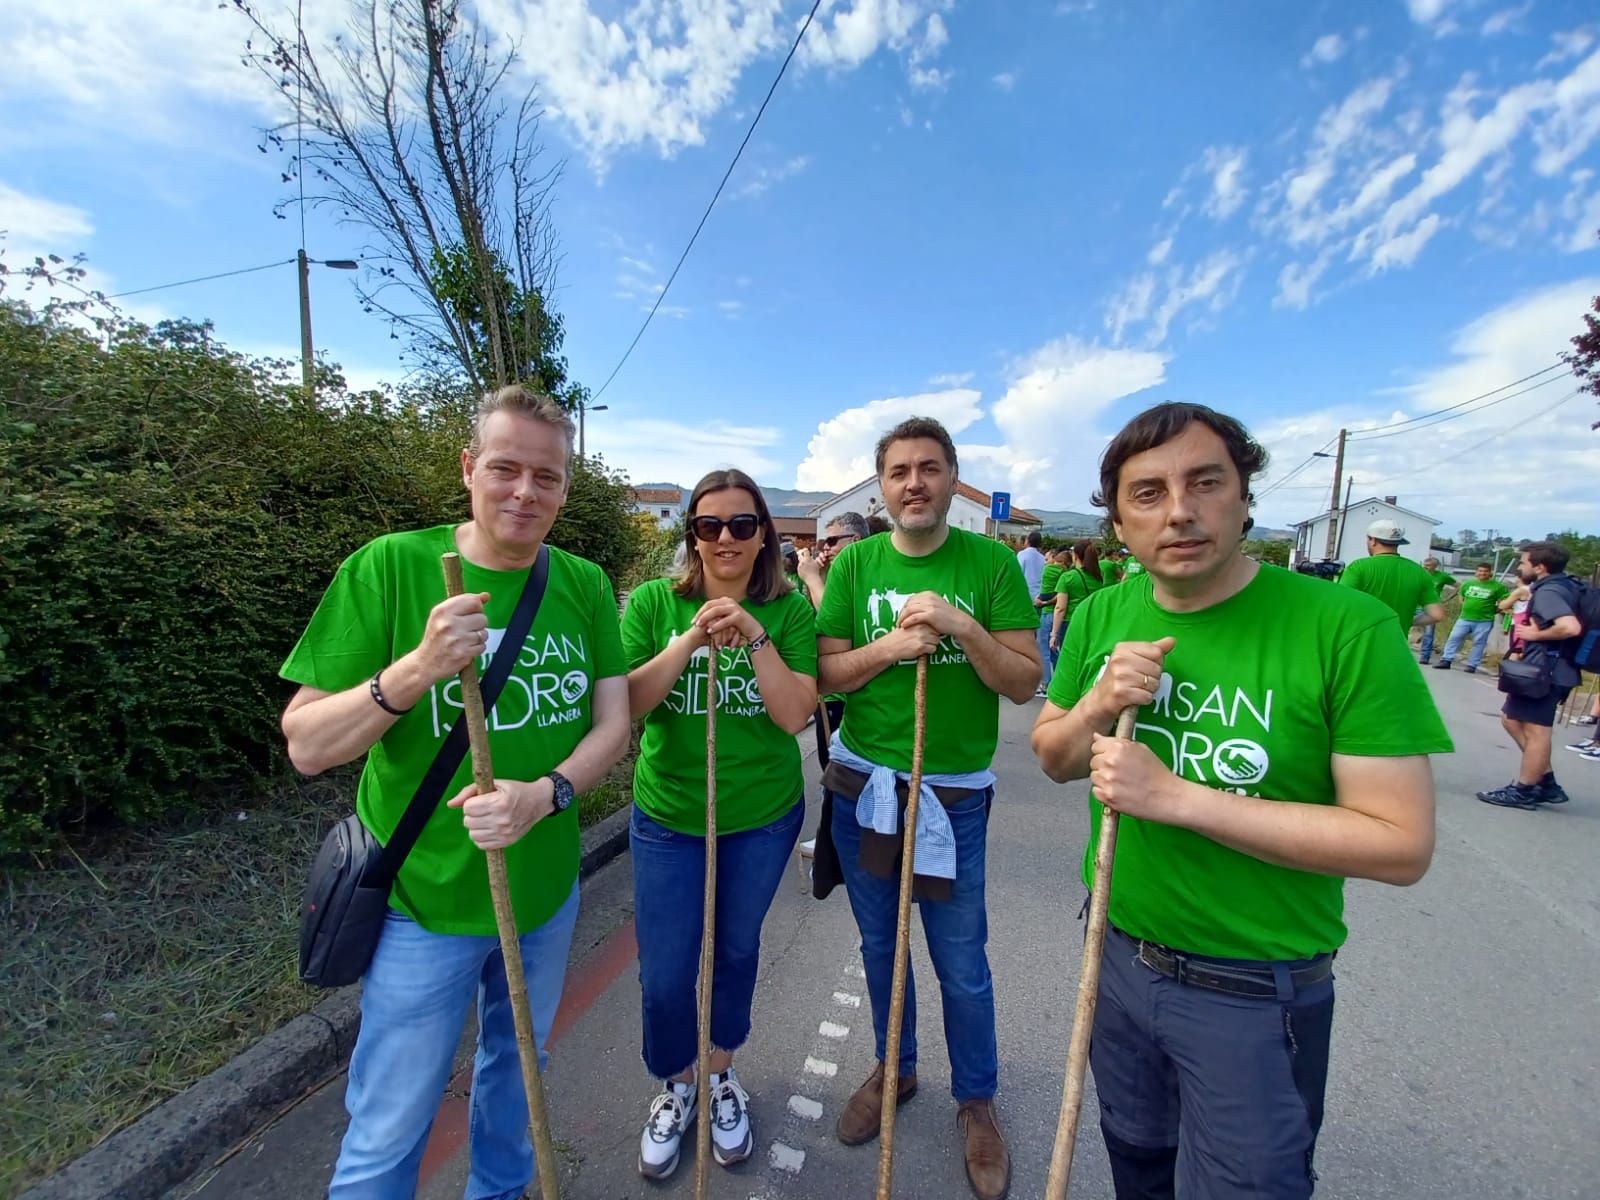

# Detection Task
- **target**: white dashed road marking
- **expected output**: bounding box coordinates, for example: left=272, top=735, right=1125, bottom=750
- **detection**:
left=769, top=1142, right=807, bottom=1173
left=803, top=1056, right=838, bottom=1078
left=819, top=1020, right=850, bottom=1039
left=832, top=991, right=862, bottom=1007
left=787, top=1094, right=824, bottom=1121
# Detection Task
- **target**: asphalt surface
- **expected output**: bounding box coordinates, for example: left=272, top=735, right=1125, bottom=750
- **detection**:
left=171, top=666, right=1600, bottom=1199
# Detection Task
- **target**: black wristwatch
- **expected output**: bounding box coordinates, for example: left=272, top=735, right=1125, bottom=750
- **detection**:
left=546, top=770, right=575, bottom=815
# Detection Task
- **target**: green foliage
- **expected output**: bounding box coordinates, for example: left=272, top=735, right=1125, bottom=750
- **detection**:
left=1242, top=538, right=1291, bottom=567
left=1545, top=530, right=1600, bottom=581
left=0, top=301, right=636, bottom=855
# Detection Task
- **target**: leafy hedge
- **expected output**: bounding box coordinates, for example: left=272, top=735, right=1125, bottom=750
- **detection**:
left=0, top=303, right=637, bottom=855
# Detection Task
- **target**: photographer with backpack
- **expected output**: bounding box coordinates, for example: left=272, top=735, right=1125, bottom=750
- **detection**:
left=1477, top=542, right=1590, bottom=810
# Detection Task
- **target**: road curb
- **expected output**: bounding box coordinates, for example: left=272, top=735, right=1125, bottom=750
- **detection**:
left=20, top=806, right=635, bottom=1200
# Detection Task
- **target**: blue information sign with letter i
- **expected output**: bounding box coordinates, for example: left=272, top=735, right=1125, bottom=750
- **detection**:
left=990, top=491, right=1011, bottom=522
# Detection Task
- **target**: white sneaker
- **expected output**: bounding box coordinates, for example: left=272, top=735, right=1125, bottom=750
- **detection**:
left=709, top=1067, right=754, bottom=1166
left=638, top=1078, right=696, bottom=1179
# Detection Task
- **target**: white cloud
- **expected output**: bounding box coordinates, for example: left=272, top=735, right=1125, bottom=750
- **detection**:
left=1481, top=5, right=1531, bottom=38
left=1275, top=250, right=1335, bottom=310
left=735, top=155, right=813, bottom=199
left=1302, top=34, right=1346, bottom=68
left=1146, top=236, right=1174, bottom=266
left=992, top=71, right=1018, bottom=92
left=1560, top=174, right=1600, bottom=251
left=0, top=0, right=349, bottom=140
left=928, top=370, right=975, bottom=387
left=800, top=0, right=956, bottom=95
left=1538, top=28, right=1596, bottom=71
left=1201, top=146, right=1249, bottom=219
left=1105, top=272, right=1156, bottom=343
left=717, top=298, right=745, bottom=319
left=593, top=414, right=785, bottom=486
left=794, top=388, right=984, bottom=491
left=970, top=339, right=1169, bottom=507
left=1367, top=212, right=1443, bottom=271
left=793, top=339, right=1168, bottom=508
left=1252, top=280, right=1600, bottom=532
left=0, top=183, right=93, bottom=246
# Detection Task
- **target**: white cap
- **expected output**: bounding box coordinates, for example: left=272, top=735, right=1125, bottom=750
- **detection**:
left=1366, top=518, right=1409, bottom=545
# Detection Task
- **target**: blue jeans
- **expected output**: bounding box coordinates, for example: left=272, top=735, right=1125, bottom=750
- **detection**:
left=829, top=786, right=998, bottom=1101
left=1419, top=621, right=1436, bottom=659
left=631, top=800, right=803, bottom=1078
left=1092, top=927, right=1334, bottom=1199
left=1441, top=619, right=1493, bottom=669
left=1037, top=609, right=1055, bottom=687
left=329, top=884, right=580, bottom=1200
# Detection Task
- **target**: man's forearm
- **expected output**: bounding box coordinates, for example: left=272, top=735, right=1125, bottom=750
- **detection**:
left=282, top=651, right=434, bottom=776
left=955, top=621, right=1040, bottom=703
left=1167, top=780, right=1432, bottom=886
left=554, top=679, right=631, bottom=793
left=1033, top=692, right=1119, bottom=782
left=817, top=639, right=902, bottom=695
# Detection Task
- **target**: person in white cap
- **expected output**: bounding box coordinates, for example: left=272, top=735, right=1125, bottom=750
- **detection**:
left=1338, top=519, right=1444, bottom=635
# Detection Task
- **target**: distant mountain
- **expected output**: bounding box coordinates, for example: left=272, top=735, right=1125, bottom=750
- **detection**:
left=1028, top=508, right=1105, bottom=535
left=761, top=486, right=834, bottom=514
left=632, top=482, right=834, bottom=516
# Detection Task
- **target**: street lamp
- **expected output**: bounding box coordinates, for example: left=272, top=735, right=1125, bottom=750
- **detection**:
left=297, top=250, right=359, bottom=402
left=577, top=400, right=608, bottom=459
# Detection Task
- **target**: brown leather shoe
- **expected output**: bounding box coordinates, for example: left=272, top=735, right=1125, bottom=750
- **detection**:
left=835, top=1060, right=918, bottom=1146
left=957, top=1097, right=1011, bottom=1200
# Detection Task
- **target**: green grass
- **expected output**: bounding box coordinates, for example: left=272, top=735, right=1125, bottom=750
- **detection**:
left=0, top=746, right=636, bottom=1197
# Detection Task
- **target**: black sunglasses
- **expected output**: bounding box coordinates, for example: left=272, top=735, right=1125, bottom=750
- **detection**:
left=690, top=513, right=761, bottom=542
left=821, top=533, right=859, bottom=548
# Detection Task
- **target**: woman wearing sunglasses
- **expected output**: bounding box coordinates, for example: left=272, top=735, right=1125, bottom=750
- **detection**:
left=621, top=468, right=819, bottom=1179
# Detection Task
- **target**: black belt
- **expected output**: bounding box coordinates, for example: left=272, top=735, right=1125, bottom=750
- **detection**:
left=1114, top=927, right=1333, bottom=1000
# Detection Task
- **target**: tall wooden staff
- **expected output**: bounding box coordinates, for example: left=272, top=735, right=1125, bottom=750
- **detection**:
left=1043, top=703, right=1140, bottom=1200
left=693, top=649, right=720, bottom=1200
left=875, top=655, right=929, bottom=1200
left=441, top=553, right=561, bottom=1200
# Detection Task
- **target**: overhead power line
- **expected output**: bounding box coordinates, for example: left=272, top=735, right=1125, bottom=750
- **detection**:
left=1256, top=435, right=1340, bottom=502
left=1367, top=389, right=1582, bottom=480
left=1347, top=371, right=1568, bottom=442
left=590, top=0, right=824, bottom=402
left=107, top=259, right=298, bottom=299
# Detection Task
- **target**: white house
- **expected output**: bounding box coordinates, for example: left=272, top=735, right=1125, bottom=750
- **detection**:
left=631, top=486, right=684, bottom=530
left=808, top=478, right=1042, bottom=538
left=1291, top=497, right=1440, bottom=566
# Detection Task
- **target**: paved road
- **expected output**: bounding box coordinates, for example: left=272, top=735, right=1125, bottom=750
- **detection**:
left=175, top=667, right=1600, bottom=1199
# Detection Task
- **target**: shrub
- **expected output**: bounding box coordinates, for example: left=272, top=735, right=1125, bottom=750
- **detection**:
left=0, top=303, right=636, bottom=855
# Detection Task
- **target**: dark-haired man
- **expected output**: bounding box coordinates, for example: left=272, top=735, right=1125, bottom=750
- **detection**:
left=816, top=417, right=1040, bottom=1200
left=1032, top=401, right=1451, bottom=1199
left=1476, top=541, right=1583, bottom=810
left=1434, top=563, right=1507, bottom=673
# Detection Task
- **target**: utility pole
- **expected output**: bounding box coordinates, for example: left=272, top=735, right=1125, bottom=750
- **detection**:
left=1322, top=428, right=1347, bottom=560
left=298, top=248, right=315, bottom=404
left=577, top=399, right=608, bottom=460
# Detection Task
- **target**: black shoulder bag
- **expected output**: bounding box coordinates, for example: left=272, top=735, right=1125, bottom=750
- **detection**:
left=298, top=546, right=551, bottom=987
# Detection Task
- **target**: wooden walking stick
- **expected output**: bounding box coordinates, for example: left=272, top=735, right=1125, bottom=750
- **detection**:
left=1043, top=703, right=1139, bottom=1200
left=694, top=649, right=720, bottom=1200
left=875, top=655, right=930, bottom=1200
left=441, top=553, right=561, bottom=1200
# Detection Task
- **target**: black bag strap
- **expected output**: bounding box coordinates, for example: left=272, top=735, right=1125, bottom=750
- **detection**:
left=367, top=544, right=551, bottom=887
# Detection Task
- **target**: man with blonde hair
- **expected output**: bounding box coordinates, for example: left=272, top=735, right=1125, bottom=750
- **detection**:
left=281, top=385, right=631, bottom=1198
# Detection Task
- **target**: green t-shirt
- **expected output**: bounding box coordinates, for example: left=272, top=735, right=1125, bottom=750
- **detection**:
left=1337, top=553, right=1436, bottom=630
left=1457, top=578, right=1510, bottom=622
left=1121, top=557, right=1145, bottom=579
left=1101, top=560, right=1126, bottom=585
left=1040, top=562, right=1064, bottom=601
left=817, top=528, right=1038, bottom=774
left=1426, top=568, right=1456, bottom=601
left=1055, top=565, right=1106, bottom=620
left=1048, top=564, right=1453, bottom=960
left=622, top=579, right=817, bottom=835
left=280, top=526, right=628, bottom=936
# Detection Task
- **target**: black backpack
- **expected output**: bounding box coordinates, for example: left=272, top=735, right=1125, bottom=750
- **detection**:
left=1567, top=577, right=1600, bottom=672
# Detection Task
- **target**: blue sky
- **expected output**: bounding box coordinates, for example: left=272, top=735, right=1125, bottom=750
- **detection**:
left=3, top=0, right=1598, bottom=537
